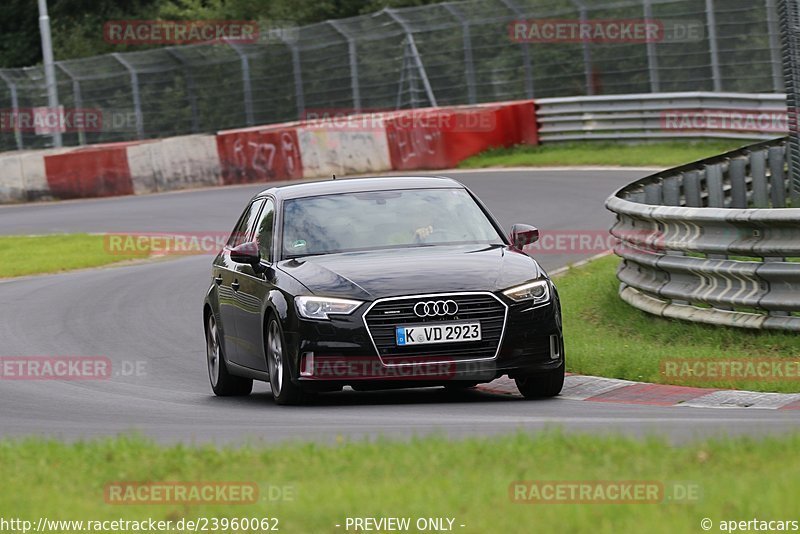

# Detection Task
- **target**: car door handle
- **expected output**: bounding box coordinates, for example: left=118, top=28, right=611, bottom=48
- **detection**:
left=231, top=281, right=240, bottom=291
left=214, top=276, right=223, bottom=285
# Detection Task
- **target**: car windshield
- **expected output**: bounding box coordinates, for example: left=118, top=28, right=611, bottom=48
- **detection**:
left=281, top=188, right=504, bottom=258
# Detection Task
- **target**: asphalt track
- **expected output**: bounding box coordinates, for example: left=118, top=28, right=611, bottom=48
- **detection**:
left=1, top=169, right=798, bottom=444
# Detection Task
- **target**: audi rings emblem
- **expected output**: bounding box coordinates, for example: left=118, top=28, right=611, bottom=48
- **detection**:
left=413, top=300, right=458, bottom=318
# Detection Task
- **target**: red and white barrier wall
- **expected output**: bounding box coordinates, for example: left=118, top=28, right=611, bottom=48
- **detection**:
left=0, top=100, right=539, bottom=203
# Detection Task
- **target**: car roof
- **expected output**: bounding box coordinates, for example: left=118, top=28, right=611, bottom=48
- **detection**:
left=256, top=176, right=464, bottom=200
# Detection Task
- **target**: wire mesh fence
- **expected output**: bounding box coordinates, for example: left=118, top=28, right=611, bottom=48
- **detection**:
left=0, top=0, right=786, bottom=152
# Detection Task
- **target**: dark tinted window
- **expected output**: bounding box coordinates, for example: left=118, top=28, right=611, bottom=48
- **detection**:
left=255, top=199, right=275, bottom=262
left=227, top=199, right=265, bottom=247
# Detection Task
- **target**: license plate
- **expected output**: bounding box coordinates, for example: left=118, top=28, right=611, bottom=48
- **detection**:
left=395, top=322, right=481, bottom=346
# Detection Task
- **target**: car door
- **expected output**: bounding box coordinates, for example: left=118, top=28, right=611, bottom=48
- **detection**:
left=218, top=198, right=265, bottom=367
left=233, top=198, right=276, bottom=371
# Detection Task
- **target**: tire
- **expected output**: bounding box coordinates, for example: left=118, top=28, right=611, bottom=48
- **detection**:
left=514, top=362, right=565, bottom=399
left=206, top=313, right=253, bottom=396
left=266, top=318, right=313, bottom=405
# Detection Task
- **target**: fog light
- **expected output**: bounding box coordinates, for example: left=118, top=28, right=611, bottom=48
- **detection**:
left=300, top=352, right=315, bottom=377
left=549, top=336, right=561, bottom=360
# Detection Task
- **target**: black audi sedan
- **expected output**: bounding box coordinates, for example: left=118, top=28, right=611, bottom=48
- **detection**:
left=203, top=176, right=564, bottom=405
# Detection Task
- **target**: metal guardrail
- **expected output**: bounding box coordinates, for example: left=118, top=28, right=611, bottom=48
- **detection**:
left=537, top=92, right=788, bottom=142
left=605, top=137, right=800, bottom=331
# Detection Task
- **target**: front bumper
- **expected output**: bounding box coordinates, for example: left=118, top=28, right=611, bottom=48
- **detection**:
left=284, top=291, right=563, bottom=386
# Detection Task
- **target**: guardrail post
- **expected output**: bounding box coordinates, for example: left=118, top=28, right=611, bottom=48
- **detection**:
left=111, top=53, right=144, bottom=140
left=768, top=145, right=788, bottom=207
left=729, top=157, right=748, bottom=208
left=329, top=20, right=362, bottom=113
left=683, top=171, right=703, bottom=207
left=55, top=62, right=86, bottom=145
left=660, top=174, right=688, bottom=305
left=644, top=183, right=662, bottom=205
left=444, top=3, right=477, bottom=104
left=704, top=164, right=730, bottom=302
left=0, top=70, right=23, bottom=150
left=705, top=0, right=723, bottom=91
left=750, top=149, right=770, bottom=207
left=499, top=0, right=535, bottom=98
left=662, top=176, right=681, bottom=206
left=705, top=164, right=725, bottom=208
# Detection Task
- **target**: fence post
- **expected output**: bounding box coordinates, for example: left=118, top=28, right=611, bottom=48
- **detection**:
left=705, top=0, right=723, bottom=91
left=55, top=62, right=86, bottom=145
left=111, top=53, right=145, bottom=139
left=766, top=0, right=785, bottom=92
left=0, top=71, right=23, bottom=150
left=37, top=0, right=62, bottom=148
left=225, top=40, right=255, bottom=127
left=277, top=35, right=305, bottom=119
left=385, top=8, right=438, bottom=107
left=500, top=0, right=535, bottom=98
left=642, top=0, right=660, bottom=93
left=443, top=3, right=477, bottom=104
left=165, top=48, right=200, bottom=133
left=328, top=20, right=361, bottom=112
left=570, top=0, right=595, bottom=95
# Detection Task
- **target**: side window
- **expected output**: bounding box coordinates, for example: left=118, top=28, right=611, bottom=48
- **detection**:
left=227, top=199, right=265, bottom=247
left=255, top=199, right=275, bottom=262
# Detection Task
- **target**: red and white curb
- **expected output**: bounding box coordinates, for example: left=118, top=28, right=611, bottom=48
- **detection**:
left=477, top=375, right=800, bottom=410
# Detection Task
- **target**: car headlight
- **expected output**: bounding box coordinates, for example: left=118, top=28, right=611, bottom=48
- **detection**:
left=295, top=296, right=363, bottom=320
left=502, top=279, right=550, bottom=304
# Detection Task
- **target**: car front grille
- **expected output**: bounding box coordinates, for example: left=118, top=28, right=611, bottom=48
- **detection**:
left=363, top=293, right=507, bottom=365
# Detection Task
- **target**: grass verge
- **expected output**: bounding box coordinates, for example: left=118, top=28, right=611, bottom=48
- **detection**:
left=0, top=234, right=150, bottom=278
left=557, top=255, right=800, bottom=392
left=1, top=431, right=799, bottom=533
left=459, top=140, right=746, bottom=168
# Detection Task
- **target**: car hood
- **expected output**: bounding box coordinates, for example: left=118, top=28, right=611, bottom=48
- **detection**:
left=277, top=244, right=545, bottom=300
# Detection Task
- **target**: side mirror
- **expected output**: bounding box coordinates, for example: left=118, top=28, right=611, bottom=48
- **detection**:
left=510, top=224, right=539, bottom=250
left=229, top=241, right=262, bottom=269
